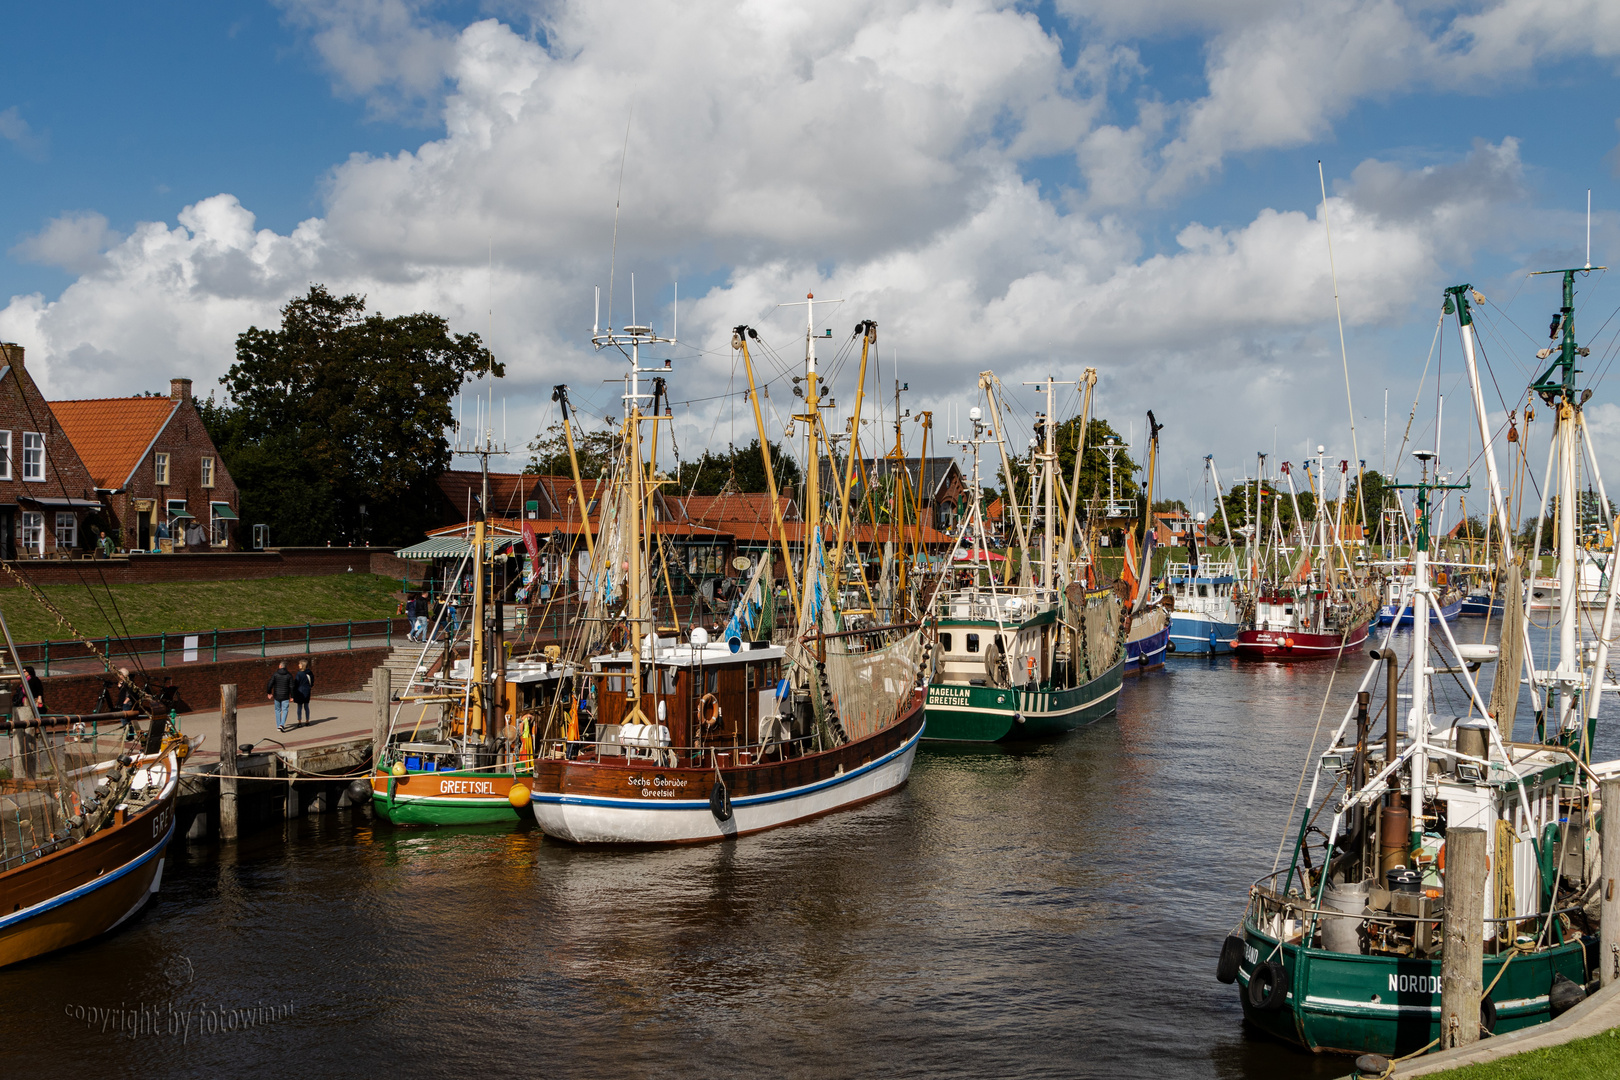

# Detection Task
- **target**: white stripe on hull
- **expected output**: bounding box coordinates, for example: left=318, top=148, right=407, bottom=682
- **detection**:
left=533, top=728, right=921, bottom=844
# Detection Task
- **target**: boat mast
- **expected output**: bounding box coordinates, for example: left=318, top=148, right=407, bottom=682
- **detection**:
left=1525, top=264, right=1605, bottom=738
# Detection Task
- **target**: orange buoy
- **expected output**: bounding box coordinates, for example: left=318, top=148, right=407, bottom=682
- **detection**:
left=508, top=784, right=532, bottom=808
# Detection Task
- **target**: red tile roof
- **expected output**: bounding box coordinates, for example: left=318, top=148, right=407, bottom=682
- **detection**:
left=50, top=397, right=178, bottom=489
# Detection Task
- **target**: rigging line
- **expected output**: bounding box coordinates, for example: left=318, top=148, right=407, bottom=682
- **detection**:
left=7, top=377, right=153, bottom=679
left=1318, top=161, right=1362, bottom=478
left=1393, top=315, right=1444, bottom=473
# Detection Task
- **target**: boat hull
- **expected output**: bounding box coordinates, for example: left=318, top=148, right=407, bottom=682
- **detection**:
left=922, top=658, right=1124, bottom=742
left=370, top=766, right=526, bottom=826
left=0, top=753, right=178, bottom=969
left=1234, top=924, right=1589, bottom=1056
left=1126, top=619, right=1169, bottom=675
left=1377, top=599, right=1462, bottom=625
left=1232, top=622, right=1370, bottom=661
left=1168, top=613, right=1240, bottom=655
left=531, top=701, right=925, bottom=845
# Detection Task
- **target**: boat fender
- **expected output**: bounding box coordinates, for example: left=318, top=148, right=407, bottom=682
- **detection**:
left=709, top=780, right=733, bottom=822
left=1282, top=637, right=1295, bottom=651
left=1481, top=994, right=1497, bottom=1034
left=698, top=693, right=722, bottom=729
left=1215, top=935, right=1244, bottom=984
left=1246, top=961, right=1289, bottom=1011
left=347, top=778, right=372, bottom=805
left=1013, top=712, right=1025, bottom=725
left=1549, top=973, right=1586, bottom=1017
left=1165, top=640, right=1177, bottom=654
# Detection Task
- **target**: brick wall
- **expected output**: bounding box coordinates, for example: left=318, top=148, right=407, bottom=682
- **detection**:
left=38, top=645, right=394, bottom=715
left=0, top=345, right=98, bottom=555
left=111, top=384, right=242, bottom=552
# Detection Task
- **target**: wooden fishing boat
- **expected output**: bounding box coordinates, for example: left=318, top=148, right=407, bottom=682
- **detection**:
left=529, top=300, right=929, bottom=844
left=0, top=742, right=179, bottom=968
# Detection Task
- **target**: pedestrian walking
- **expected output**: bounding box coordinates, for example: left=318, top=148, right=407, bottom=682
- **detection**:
left=266, top=660, right=295, bottom=732
left=293, top=659, right=314, bottom=727
left=405, top=593, right=420, bottom=641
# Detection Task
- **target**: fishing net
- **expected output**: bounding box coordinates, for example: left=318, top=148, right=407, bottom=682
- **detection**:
left=0, top=728, right=119, bottom=872
left=820, top=628, right=923, bottom=743
left=1080, top=589, right=1124, bottom=682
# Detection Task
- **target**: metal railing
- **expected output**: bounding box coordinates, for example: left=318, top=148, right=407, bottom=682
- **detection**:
left=14, top=618, right=411, bottom=675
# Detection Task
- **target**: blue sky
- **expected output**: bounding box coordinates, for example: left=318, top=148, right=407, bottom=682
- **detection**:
left=4, top=1, right=1620, bottom=501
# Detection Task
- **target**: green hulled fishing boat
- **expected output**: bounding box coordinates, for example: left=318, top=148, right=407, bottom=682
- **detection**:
left=1217, top=277, right=1609, bottom=1059
left=923, top=370, right=1138, bottom=742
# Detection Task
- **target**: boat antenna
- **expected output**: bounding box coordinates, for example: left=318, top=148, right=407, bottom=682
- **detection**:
left=1318, top=160, right=1362, bottom=514
left=1587, top=188, right=1592, bottom=270
left=607, top=108, right=632, bottom=334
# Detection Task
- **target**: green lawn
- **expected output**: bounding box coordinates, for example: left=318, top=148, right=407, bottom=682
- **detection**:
left=1419, top=1026, right=1620, bottom=1079
left=0, top=574, right=406, bottom=644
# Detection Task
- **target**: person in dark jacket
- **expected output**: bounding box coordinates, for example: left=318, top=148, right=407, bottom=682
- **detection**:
left=267, top=660, right=295, bottom=732
left=405, top=594, right=420, bottom=641
left=292, top=659, right=313, bottom=728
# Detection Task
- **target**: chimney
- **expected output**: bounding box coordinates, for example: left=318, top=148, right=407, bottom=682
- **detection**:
left=171, top=378, right=192, bottom=402
left=0, top=343, right=22, bottom=369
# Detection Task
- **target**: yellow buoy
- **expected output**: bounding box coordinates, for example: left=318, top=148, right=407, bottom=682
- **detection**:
left=508, top=784, right=532, bottom=808
left=390, top=761, right=407, bottom=777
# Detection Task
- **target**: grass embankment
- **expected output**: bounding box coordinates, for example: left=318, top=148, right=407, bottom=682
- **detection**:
left=1418, top=1026, right=1620, bottom=1078
left=0, top=574, right=404, bottom=644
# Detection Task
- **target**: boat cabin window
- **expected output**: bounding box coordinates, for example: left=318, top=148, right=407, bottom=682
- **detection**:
left=966, top=633, right=981, bottom=653
left=1284, top=607, right=1294, bottom=615
left=662, top=668, right=677, bottom=694
left=706, top=669, right=719, bottom=694
left=607, top=675, right=624, bottom=693
left=747, top=665, right=756, bottom=690
left=940, top=633, right=952, bottom=652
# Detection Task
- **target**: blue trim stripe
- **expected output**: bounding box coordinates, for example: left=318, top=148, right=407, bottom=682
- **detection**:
left=0, top=815, right=174, bottom=932
left=534, top=724, right=923, bottom=812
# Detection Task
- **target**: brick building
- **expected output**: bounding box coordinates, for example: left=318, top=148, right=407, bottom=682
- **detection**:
left=0, top=344, right=100, bottom=557
left=52, top=378, right=241, bottom=552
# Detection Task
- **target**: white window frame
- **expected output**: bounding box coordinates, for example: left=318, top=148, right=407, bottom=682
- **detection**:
left=20, top=511, right=43, bottom=554
left=0, top=431, right=11, bottom=481
left=154, top=452, right=170, bottom=486
left=22, top=432, right=44, bottom=482
left=201, top=456, right=215, bottom=488
left=210, top=502, right=230, bottom=546
left=54, top=512, right=76, bottom=551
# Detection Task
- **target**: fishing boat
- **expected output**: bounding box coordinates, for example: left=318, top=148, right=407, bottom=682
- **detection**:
left=1165, top=551, right=1241, bottom=656
left=923, top=371, right=1125, bottom=741
left=1218, top=276, right=1608, bottom=1058
left=1376, top=568, right=1464, bottom=625
left=369, top=438, right=544, bottom=826
left=529, top=300, right=928, bottom=843
left=0, top=618, right=182, bottom=968
left=1233, top=453, right=1377, bottom=660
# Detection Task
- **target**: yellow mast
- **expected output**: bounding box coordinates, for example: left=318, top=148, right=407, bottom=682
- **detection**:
left=830, top=321, right=875, bottom=601
left=734, top=327, right=801, bottom=625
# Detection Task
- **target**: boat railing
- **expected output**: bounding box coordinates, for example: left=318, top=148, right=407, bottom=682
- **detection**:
left=1245, top=870, right=1580, bottom=938
left=533, top=728, right=823, bottom=769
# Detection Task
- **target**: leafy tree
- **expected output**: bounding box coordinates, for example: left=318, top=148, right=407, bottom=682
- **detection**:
left=996, top=416, right=1138, bottom=529
left=1151, top=498, right=1189, bottom=515
left=526, top=419, right=620, bottom=479
left=202, top=285, right=499, bottom=546
left=675, top=439, right=801, bottom=496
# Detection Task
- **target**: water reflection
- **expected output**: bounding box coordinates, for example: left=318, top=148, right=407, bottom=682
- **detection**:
left=2, top=622, right=1613, bottom=1078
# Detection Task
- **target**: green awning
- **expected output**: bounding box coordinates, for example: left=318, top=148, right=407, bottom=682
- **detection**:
left=395, top=535, right=524, bottom=560
left=167, top=510, right=194, bottom=520
left=210, top=503, right=239, bottom=520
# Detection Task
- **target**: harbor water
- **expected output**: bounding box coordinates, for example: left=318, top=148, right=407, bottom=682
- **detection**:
left=4, top=621, right=1614, bottom=1078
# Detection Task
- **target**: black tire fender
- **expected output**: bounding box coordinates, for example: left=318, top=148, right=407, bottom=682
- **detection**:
left=1247, top=960, right=1290, bottom=1011
left=709, top=780, right=733, bottom=822
left=1216, top=935, right=1245, bottom=984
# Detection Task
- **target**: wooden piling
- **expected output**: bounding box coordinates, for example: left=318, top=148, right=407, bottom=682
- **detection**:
left=371, top=666, right=391, bottom=770
left=1441, top=826, right=1487, bottom=1048
left=219, top=684, right=239, bottom=840
left=1602, top=778, right=1620, bottom=988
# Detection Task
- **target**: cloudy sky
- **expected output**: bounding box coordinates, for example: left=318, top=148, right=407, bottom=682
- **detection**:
left=4, top=1, right=1620, bottom=515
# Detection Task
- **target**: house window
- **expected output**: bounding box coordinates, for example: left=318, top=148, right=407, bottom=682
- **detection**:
left=20, top=512, right=42, bottom=553
left=154, top=452, right=170, bottom=486
left=210, top=502, right=231, bottom=546
left=22, top=432, right=43, bottom=481
left=201, top=456, right=215, bottom=488
left=54, top=512, right=76, bottom=550
left=0, top=431, right=11, bottom=481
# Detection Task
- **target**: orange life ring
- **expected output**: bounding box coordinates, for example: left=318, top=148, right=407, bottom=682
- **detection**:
left=699, top=692, right=722, bottom=729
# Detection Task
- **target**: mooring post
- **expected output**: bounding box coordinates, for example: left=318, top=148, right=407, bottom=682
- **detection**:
left=372, top=665, right=391, bottom=771
left=1602, top=779, right=1620, bottom=987
left=219, top=683, right=239, bottom=840
left=1440, top=826, right=1487, bottom=1047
